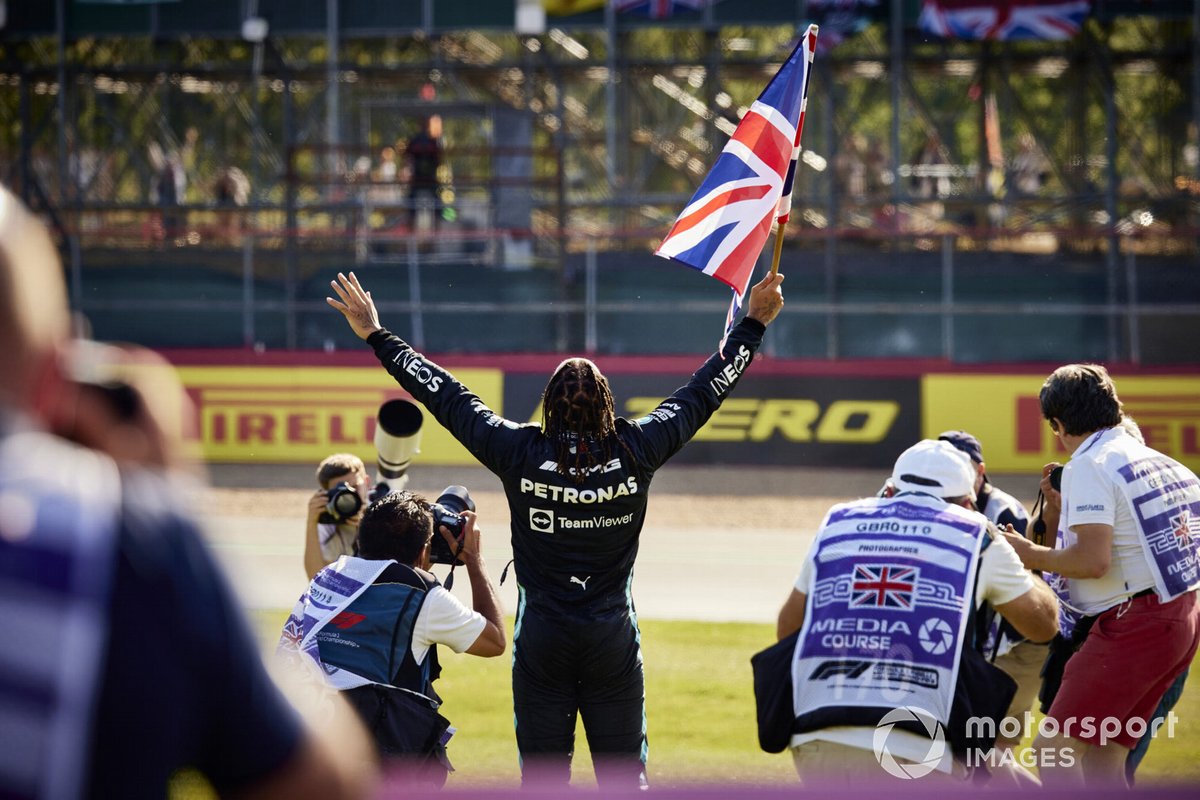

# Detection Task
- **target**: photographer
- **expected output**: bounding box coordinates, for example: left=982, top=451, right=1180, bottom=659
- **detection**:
left=775, top=440, right=1057, bottom=784
left=281, top=491, right=505, bottom=786
left=937, top=431, right=1042, bottom=774
left=304, top=453, right=372, bottom=579
left=1002, top=364, right=1200, bottom=785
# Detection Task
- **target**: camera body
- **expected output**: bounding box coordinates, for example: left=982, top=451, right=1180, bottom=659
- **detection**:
left=1049, top=465, right=1064, bottom=492
left=428, top=485, right=475, bottom=566
left=318, top=481, right=364, bottom=524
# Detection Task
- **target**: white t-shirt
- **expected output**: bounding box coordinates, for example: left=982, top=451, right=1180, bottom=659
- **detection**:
left=789, top=500, right=1037, bottom=768
left=1059, top=428, right=1157, bottom=615
left=318, top=522, right=357, bottom=562
left=410, top=585, right=487, bottom=666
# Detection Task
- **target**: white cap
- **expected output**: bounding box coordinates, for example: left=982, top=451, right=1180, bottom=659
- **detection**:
left=890, top=439, right=977, bottom=501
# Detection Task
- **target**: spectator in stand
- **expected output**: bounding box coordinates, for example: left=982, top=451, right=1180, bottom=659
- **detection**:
left=403, top=116, right=444, bottom=231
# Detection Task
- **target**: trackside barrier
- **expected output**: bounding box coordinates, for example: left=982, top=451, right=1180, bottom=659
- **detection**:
left=161, top=351, right=1200, bottom=473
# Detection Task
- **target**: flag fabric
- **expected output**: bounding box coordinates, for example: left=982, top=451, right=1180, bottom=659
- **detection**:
left=656, top=25, right=818, bottom=343
left=918, top=0, right=1092, bottom=41
left=613, top=0, right=718, bottom=20
left=776, top=26, right=819, bottom=226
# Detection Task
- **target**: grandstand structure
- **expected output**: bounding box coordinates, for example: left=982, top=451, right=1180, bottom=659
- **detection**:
left=1, top=0, right=1198, bottom=363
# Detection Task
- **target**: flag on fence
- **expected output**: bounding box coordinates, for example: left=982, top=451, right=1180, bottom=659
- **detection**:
left=806, top=0, right=880, bottom=52
left=918, top=0, right=1092, bottom=41
left=613, top=0, right=719, bottom=20
left=655, top=25, right=818, bottom=344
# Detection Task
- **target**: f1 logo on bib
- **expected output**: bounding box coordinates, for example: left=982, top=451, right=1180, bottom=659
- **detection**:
left=530, top=508, right=555, bottom=533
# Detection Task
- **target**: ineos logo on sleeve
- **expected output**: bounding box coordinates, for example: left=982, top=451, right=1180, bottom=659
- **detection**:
left=530, top=508, right=555, bottom=533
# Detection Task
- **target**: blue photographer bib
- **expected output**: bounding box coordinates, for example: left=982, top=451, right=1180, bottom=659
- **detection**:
left=792, top=494, right=987, bottom=730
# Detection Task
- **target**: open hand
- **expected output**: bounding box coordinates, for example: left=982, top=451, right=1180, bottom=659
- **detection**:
left=327, top=272, right=382, bottom=340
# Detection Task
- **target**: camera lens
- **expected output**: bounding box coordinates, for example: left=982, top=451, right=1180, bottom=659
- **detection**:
left=326, top=482, right=363, bottom=520
left=435, top=485, right=474, bottom=516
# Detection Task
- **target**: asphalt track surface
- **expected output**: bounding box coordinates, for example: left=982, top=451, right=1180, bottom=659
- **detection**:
left=200, top=462, right=1044, bottom=622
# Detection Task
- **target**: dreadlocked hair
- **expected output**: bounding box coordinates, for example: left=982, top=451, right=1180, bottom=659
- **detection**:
left=540, top=358, right=631, bottom=484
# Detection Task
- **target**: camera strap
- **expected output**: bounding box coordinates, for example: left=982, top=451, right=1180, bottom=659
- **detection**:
left=443, top=539, right=465, bottom=591
left=1030, top=489, right=1047, bottom=549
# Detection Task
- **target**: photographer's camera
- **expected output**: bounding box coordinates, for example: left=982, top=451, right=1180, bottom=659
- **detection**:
left=319, top=481, right=364, bottom=524
left=429, top=485, right=475, bottom=566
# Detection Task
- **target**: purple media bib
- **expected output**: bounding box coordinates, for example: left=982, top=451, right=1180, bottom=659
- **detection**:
left=1115, top=453, right=1200, bottom=601
left=793, top=495, right=987, bottom=726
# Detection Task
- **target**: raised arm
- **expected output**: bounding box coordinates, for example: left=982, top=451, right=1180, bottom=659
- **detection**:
left=328, top=272, right=530, bottom=474
left=634, top=272, right=784, bottom=469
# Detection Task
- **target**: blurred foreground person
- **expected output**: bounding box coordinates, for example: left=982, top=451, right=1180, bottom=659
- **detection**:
left=0, top=186, right=372, bottom=799
left=1003, top=364, right=1200, bottom=786
left=329, top=269, right=784, bottom=788
left=773, top=440, right=1058, bottom=785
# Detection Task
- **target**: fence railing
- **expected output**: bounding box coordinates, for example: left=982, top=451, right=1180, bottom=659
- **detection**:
left=53, top=195, right=1200, bottom=365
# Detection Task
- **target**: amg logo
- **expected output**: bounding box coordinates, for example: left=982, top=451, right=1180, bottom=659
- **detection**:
left=539, top=458, right=622, bottom=476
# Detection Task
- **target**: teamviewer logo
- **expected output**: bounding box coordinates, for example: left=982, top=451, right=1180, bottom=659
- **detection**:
left=530, top=508, right=554, bottom=533
left=872, top=706, right=946, bottom=779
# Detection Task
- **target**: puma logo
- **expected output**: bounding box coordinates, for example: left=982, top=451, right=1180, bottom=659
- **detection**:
left=570, top=575, right=591, bottom=591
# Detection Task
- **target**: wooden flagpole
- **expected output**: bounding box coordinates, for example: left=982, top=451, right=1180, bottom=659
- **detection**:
left=770, top=222, right=786, bottom=276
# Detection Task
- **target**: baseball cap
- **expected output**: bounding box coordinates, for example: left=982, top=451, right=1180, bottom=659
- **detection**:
left=890, top=439, right=977, bottom=501
left=937, top=430, right=984, bottom=464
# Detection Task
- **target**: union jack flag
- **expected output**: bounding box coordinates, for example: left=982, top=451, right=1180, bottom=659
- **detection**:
left=850, top=564, right=918, bottom=610
left=918, top=1, right=1091, bottom=41
left=656, top=25, right=818, bottom=342
left=613, top=0, right=718, bottom=19
left=1172, top=508, right=1195, bottom=548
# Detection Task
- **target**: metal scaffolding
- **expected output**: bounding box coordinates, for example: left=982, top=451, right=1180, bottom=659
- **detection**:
left=0, top=2, right=1197, bottom=361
